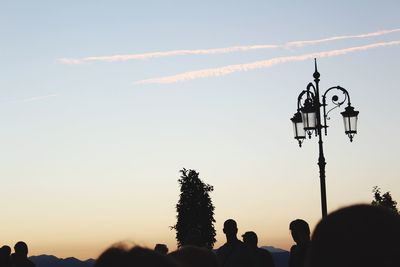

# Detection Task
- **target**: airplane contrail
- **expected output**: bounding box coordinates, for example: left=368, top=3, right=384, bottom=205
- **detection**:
left=59, top=45, right=280, bottom=64
left=285, top=28, right=400, bottom=47
left=134, top=40, right=400, bottom=84
left=59, top=45, right=279, bottom=65
left=59, top=28, right=400, bottom=64
left=7, top=94, right=59, bottom=104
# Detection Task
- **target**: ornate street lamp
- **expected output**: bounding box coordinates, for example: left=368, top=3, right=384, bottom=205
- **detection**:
left=290, top=59, right=359, bottom=218
left=341, top=105, right=359, bottom=141
left=290, top=111, right=306, bottom=147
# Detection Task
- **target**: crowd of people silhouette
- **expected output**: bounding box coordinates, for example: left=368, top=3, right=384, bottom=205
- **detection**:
left=2, top=204, right=400, bottom=267
left=0, top=242, right=36, bottom=267
left=93, top=204, right=400, bottom=267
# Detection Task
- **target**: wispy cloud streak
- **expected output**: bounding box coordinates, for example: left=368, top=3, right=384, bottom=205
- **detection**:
left=135, top=41, right=400, bottom=84
left=286, top=28, right=400, bottom=47
left=59, top=45, right=279, bottom=64
left=16, top=94, right=58, bottom=103
left=59, top=45, right=279, bottom=65
left=59, top=28, right=400, bottom=64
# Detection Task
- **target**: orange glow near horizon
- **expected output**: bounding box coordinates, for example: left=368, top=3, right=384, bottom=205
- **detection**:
left=7, top=233, right=294, bottom=260
left=4, top=215, right=315, bottom=260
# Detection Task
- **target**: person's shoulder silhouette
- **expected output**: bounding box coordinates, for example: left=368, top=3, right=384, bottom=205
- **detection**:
left=309, top=204, right=400, bottom=267
left=0, top=245, right=12, bottom=267
left=242, top=231, right=275, bottom=267
left=11, top=242, right=36, bottom=267
left=217, top=219, right=254, bottom=267
left=95, top=244, right=178, bottom=267
left=154, top=244, right=168, bottom=255
left=288, top=219, right=311, bottom=267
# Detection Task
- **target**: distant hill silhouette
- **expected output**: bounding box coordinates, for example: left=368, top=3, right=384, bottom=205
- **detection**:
left=29, top=248, right=289, bottom=267
left=261, top=246, right=289, bottom=267
left=261, top=246, right=288, bottom=253
left=29, top=255, right=95, bottom=267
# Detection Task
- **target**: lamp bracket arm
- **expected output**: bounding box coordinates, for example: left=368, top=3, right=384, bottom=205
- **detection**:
left=321, top=86, right=351, bottom=120
left=325, top=105, right=340, bottom=119
left=306, top=82, right=317, bottom=95
left=297, top=89, right=316, bottom=110
left=323, top=86, right=351, bottom=105
left=297, top=90, right=307, bottom=110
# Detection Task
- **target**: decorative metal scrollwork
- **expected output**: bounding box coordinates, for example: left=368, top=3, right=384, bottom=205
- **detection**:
left=322, top=86, right=351, bottom=135
left=325, top=91, right=348, bottom=120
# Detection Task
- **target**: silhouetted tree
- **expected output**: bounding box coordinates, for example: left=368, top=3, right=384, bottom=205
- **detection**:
left=172, top=168, right=216, bottom=249
left=371, top=186, right=399, bottom=213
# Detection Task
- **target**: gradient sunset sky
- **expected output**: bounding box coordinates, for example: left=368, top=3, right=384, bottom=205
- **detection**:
left=1, top=0, right=400, bottom=260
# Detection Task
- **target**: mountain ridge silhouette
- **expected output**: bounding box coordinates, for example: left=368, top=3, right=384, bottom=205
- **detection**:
left=29, top=255, right=95, bottom=267
left=29, top=247, right=289, bottom=267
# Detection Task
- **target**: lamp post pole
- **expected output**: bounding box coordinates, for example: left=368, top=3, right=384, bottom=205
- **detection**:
left=313, top=63, right=328, bottom=218
left=291, top=59, right=359, bottom=219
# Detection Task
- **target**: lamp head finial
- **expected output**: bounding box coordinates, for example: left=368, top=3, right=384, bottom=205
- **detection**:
left=313, top=58, right=320, bottom=79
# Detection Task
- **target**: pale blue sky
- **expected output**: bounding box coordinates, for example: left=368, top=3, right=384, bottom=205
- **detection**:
left=1, top=0, right=399, bottom=259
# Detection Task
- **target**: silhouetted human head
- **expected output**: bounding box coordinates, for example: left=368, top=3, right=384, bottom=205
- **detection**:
left=242, top=231, right=258, bottom=248
left=289, top=219, right=310, bottom=245
left=309, top=204, right=400, bottom=267
left=95, top=244, right=178, bottom=267
left=14, top=242, right=28, bottom=257
left=0, top=245, right=12, bottom=264
left=223, top=219, right=238, bottom=239
left=154, top=244, right=168, bottom=255
left=0, top=245, right=11, bottom=257
left=168, top=246, right=218, bottom=267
